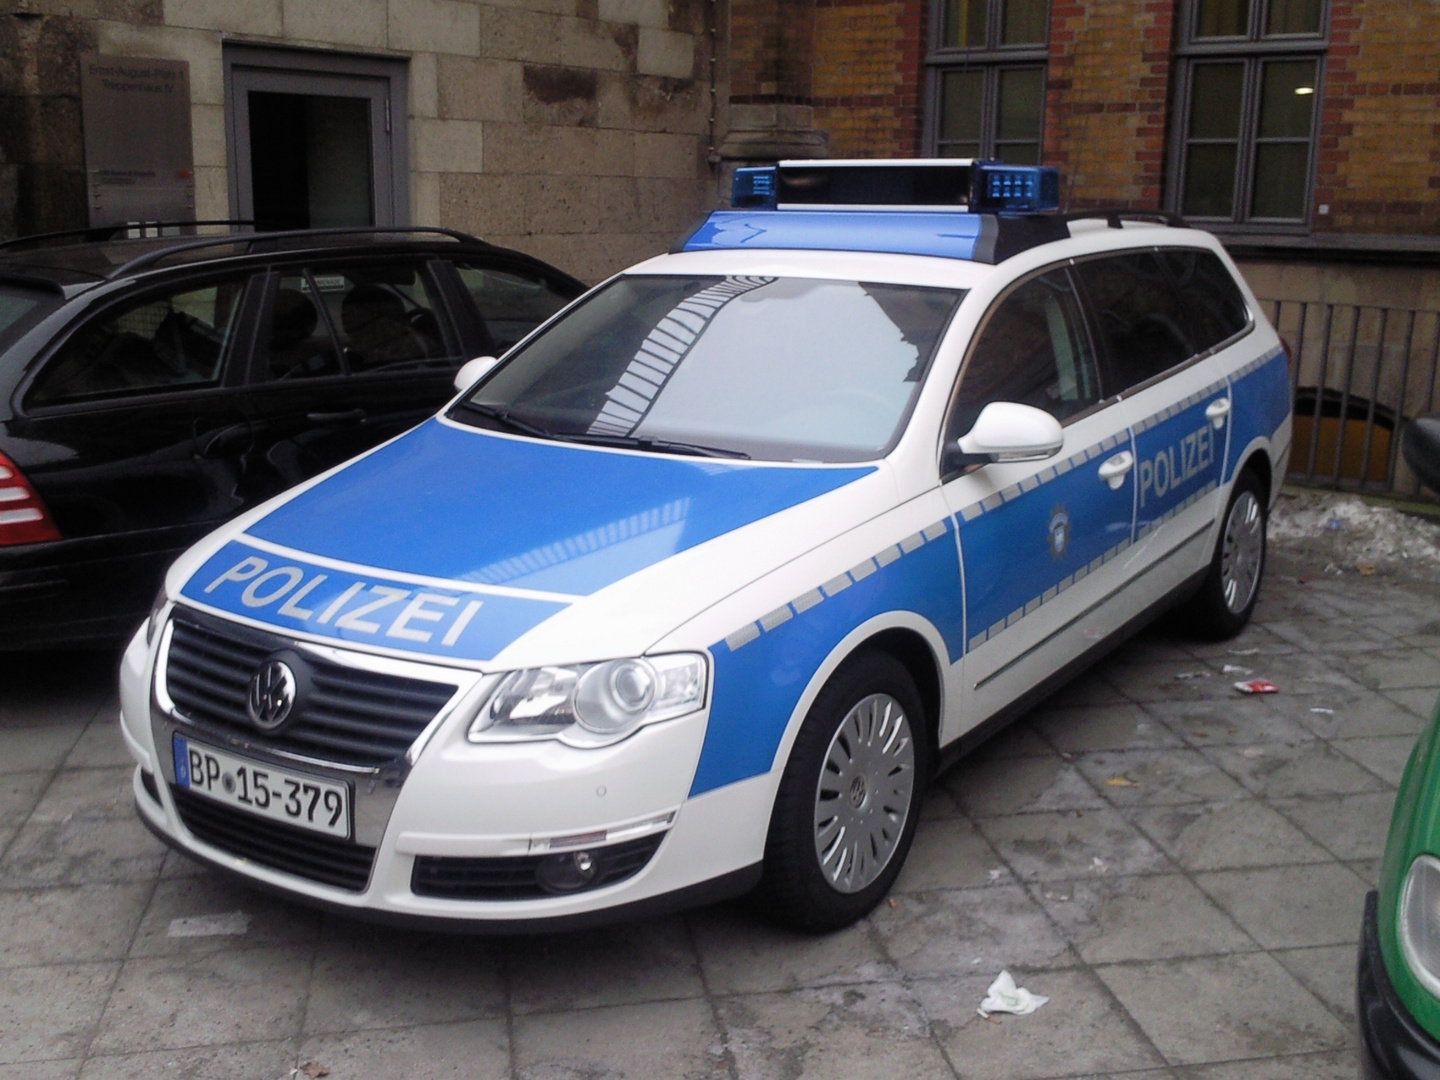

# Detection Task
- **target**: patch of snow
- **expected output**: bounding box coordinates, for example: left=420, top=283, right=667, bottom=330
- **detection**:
left=1269, top=488, right=1440, bottom=572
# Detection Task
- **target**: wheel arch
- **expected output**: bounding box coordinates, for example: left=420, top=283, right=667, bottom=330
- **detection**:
left=765, top=611, right=951, bottom=790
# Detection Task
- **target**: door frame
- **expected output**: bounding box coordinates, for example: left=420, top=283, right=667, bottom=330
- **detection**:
left=223, top=44, right=409, bottom=229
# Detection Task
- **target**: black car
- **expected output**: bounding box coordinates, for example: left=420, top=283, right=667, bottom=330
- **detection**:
left=0, top=224, right=585, bottom=648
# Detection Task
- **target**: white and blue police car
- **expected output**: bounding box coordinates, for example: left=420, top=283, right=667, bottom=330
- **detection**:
left=119, top=160, right=1292, bottom=931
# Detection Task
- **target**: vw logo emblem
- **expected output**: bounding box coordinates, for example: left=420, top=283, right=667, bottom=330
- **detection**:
left=247, top=659, right=298, bottom=731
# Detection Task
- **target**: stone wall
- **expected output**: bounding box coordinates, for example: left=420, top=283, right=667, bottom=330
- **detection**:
left=0, top=0, right=716, bottom=283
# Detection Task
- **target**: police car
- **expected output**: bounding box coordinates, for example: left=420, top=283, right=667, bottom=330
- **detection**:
left=119, top=161, right=1292, bottom=932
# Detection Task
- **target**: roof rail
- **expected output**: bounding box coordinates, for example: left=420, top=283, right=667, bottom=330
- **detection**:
left=1059, top=209, right=1188, bottom=230
left=105, top=225, right=487, bottom=280
left=0, top=220, right=267, bottom=253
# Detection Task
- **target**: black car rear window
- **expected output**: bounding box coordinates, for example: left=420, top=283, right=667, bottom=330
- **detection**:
left=0, top=284, right=58, bottom=346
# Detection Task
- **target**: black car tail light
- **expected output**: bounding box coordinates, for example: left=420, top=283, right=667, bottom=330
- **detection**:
left=0, top=451, right=61, bottom=545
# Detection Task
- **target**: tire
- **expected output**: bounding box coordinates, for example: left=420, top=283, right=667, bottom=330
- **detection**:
left=1184, top=467, right=1267, bottom=640
left=761, top=650, right=929, bottom=932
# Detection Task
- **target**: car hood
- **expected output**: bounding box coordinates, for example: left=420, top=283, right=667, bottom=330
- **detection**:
left=171, top=418, right=891, bottom=666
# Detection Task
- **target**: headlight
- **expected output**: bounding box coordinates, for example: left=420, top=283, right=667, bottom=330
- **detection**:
left=144, top=587, right=169, bottom=646
left=469, top=653, right=707, bottom=747
left=1401, top=854, right=1440, bottom=995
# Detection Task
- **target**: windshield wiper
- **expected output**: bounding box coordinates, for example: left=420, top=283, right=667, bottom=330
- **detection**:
left=455, top=401, right=556, bottom=440
left=563, top=433, right=750, bottom=459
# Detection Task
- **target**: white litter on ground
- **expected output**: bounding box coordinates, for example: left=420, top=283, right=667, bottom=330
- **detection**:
left=978, top=970, right=1049, bottom=1018
left=167, top=912, right=251, bottom=938
left=1269, top=489, right=1440, bottom=573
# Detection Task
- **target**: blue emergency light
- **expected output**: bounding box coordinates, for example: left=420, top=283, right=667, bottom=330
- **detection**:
left=730, top=159, right=1060, bottom=214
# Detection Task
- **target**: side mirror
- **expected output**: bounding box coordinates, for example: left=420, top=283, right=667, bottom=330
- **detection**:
left=955, top=402, right=1064, bottom=463
left=453, top=355, right=499, bottom=394
left=1403, top=413, right=1440, bottom=495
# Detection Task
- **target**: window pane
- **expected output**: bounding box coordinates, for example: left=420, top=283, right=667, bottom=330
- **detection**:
left=1195, top=0, right=1249, bottom=37
left=455, top=264, right=576, bottom=354
left=1189, top=63, right=1244, bottom=140
left=1074, top=253, right=1199, bottom=390
left=1258, top=59, right=1317, bottom=138
left=1159, top=250, right=1251, bottom=350
left=944, top=0, right=988, bottom=47
left=1266, top=0, right=1322, bottom=34
left=1002, top=0, right=1048, bottom=45
left=323, top=265, right=452, bottom=374
left=997, top=68, right=1044, bottom=141
left=263, top=275, right=343, bottom=380
left=939, top=143, right=980, bottom=158
left=995, top=143, right=1040, bottom=164
left=950, top=270, right=1100, bottom=441
left=1183, top=145, right=1238, bottom=216
left=1252, top=143, right=1309, bottom=218
left=30, top=278, right=246, bottom=404
left=940, top=70, right=985, bottom=145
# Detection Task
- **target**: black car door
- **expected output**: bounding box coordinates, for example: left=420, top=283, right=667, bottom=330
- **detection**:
left=240, top=257, right=466, bottom=499
left=7, top=271, right=264, bottom=622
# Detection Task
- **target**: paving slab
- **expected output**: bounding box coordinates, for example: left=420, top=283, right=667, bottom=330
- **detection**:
left=1193, top=863, right=1372, bottom=949
left=1031, top=874, right=1254, bottom=964
left=719, top=982, right=951, bottom=1080
left=1097, top=952, right=1349, bottom=1066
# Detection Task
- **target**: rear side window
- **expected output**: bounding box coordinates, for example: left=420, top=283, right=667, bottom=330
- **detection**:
left=1159, top=249, right=1251, bottom=352
left=28, top=277, right=249, bottom=406
left=453, top=264, right=575, bottom=354
left=947, top=269, right=1102, bottom=443
left=1074, top=252, right=1199, bottom=392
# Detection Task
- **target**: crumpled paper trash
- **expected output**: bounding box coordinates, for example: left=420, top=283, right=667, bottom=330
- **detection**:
left=977, top=970, right=1048, bottom=1018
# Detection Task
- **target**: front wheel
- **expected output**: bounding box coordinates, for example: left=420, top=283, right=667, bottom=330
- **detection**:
left=1184, top=468, right=1267, bottom=639
left=761, top=651, right=928, bottom=932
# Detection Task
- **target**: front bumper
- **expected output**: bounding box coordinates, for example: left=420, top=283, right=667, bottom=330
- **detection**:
left=121, top=617, right=772, bottom=929
left=1359, top=889, right=1440, bottom=1080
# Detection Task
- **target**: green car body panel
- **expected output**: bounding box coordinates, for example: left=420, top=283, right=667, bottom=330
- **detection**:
left=1379, top=697, right=1440, bottom=1036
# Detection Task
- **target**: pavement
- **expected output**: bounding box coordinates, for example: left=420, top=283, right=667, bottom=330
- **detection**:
left=3, top=529, right=1438, bottom=1078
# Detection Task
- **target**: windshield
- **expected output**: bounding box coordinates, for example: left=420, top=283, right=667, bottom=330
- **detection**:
left=452, top=274, right=963, bottom=462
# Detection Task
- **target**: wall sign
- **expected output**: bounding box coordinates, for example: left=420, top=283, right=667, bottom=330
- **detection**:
left=80, top=54, right=195, bottom=227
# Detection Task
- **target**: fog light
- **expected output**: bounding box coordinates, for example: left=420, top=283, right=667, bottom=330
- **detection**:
left=536, top=849, right=601, bottom=894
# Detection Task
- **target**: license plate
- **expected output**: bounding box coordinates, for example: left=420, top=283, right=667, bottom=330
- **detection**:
left=173, top=735, right=351, bottom=840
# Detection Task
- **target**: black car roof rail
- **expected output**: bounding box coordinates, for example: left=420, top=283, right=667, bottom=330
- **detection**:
left=1058, top=209, right=1189, bottom=229
left=0, top=219, right=268, bottom=253
left=105, top=225, right=489, bottom=280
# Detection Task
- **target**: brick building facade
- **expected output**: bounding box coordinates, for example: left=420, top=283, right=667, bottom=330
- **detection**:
left=2, top=1, right=1436, bottom=279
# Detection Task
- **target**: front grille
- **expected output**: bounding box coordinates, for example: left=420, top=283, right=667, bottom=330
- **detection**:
left=411, top=834, right=665, bottom=900
left=165, top=612, right=459, bottom=768
left=171, top=785, right=376, bottom=891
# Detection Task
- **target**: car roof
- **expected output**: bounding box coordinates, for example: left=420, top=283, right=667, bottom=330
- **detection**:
left=0, top=225, right=571, bottom=292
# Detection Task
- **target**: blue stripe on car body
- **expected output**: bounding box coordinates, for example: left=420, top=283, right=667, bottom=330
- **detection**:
left=691, top=517, right=964, bottom=796
left=245, top=419, right=875, bottom=597
left=1224, top=347, right=1290, bottom=480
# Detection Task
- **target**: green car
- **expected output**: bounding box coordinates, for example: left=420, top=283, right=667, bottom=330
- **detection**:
left=1360, top=416, right=1440, bottom=1079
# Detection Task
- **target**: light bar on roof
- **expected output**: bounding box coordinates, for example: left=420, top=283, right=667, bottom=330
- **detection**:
left=730, top=159, right=1059, bottom=214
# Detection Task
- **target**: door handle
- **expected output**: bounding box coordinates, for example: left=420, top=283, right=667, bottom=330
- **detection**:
left=1098, top=450, right=1134, bottom=490
left=1205, top=397, right=1231, bottom=429
left=306, top=408, right=367, bottom=424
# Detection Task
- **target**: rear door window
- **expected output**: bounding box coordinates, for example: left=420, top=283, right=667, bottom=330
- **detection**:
left=28, top=275, right=251, bottom=406
left=1073, top=251, right=1200, bottom=393
left=453, top=264, right=575, bottom=354
left=1158, top=249, right=1251, bottom=352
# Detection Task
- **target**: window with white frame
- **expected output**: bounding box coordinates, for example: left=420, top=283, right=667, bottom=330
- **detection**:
left=926, top=0, right=1049, bottom=164
left=1168, top=0, right=1327, bottom=225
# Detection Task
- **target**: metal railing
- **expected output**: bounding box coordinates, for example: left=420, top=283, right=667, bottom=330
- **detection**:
left=1263, top=298, right=1440, bottom=500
